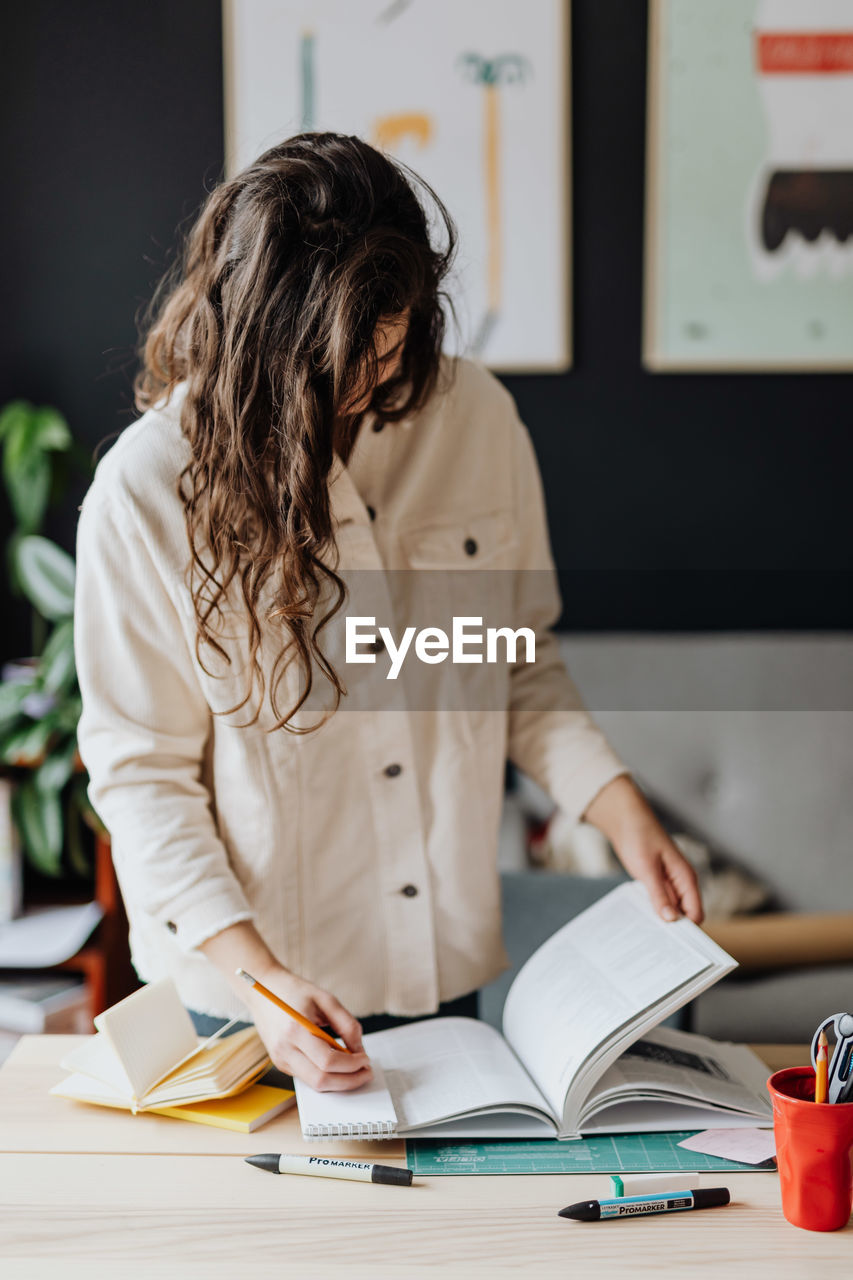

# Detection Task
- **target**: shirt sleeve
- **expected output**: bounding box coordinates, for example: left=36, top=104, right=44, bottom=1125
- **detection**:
left=505, top=414, right=630, bottom=821
left=74, top=484, right=256, bottom=951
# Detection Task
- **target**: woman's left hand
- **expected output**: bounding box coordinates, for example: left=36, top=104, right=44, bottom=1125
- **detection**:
left=582, top=775, right=704, bottom=925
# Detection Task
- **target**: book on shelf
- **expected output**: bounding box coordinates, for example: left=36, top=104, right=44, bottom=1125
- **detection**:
left=294, top=882, right=773, bottom=1141
left=0, top=972, right=89, bottom=1034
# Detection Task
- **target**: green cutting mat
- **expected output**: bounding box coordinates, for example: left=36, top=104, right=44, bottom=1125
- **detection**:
left=406, top=1132, right=776, bottom=1176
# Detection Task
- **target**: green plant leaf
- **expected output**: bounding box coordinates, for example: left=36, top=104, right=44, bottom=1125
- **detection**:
left=3, top=403, right=70, bottom=468
left=6, top=449, right=51, bottom=534
left=0, top=404, right=33, bottom=481
left=0, top=679, right=33, bottom=733
left=33, top=736, right=78, bottom=794
left=15, top=535, right=76, bottom=619
left=0, top=400, right=30, bottom=432
left=2, top=404, right=71, bottom=534
left=4, top=408, right=43, bottom=481
left=52, top=692, right=82, bottom=734
left=1, top=399, right=34, bottom=450
left=12, top=777, right=64, bottom=877
left=0, top=401, right=34, bottom=456
left=0, top=718, right=54, bottom=765
left=38, top=618, right=76, bottom=694
left=32, top=407, right=72, bottom=453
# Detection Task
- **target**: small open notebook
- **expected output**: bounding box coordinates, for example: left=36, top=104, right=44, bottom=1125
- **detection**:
left=49, top=978, right=291, bottom=1129
left=295, top=883, right=773, bottom=1141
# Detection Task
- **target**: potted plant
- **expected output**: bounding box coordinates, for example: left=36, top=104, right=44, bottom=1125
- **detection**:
left=0, top=399, right=100, bottom=881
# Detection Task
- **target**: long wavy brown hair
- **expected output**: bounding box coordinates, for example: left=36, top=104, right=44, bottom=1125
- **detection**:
left=133, top=132, right=457, bottom=731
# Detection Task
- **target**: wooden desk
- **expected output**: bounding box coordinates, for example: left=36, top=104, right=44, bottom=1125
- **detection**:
left=1, top=1039, right=849, bottom=1277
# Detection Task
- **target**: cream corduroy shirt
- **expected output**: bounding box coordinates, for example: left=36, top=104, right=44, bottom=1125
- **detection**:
left=74, top=356, right=627, bottom=1020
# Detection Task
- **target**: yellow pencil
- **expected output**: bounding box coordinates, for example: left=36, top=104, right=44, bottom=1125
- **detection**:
left=236, top=968, right=354, bottom=1055
left=815, top=1030, right=829, bottom=1104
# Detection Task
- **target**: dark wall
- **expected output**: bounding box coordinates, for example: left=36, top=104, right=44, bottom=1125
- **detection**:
left=504, top=3, right=852, bottom=630
left=2, top=1, right=850, bottom=664
left=2, top=0, right=225, bottom=661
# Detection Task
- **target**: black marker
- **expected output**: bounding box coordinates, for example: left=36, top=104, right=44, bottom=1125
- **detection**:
left=558, top=1187, right=730, bottom=1221
left=245, top=1153, right=413, bottom=1186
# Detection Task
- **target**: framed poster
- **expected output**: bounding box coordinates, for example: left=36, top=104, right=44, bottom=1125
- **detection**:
left=645, top=0, right=853, bottom=371
left=222, top=0, right=571, bottom=372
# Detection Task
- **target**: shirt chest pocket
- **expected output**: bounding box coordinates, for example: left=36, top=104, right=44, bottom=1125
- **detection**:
left=400, top=511, right=518, bottom=570
left=397, top=512, right=518, bottom=638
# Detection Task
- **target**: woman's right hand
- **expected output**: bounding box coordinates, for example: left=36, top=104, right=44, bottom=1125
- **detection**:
left=245, top=963, right=373, bottom=1092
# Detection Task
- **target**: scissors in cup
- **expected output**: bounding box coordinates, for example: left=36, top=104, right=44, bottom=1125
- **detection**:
left=811, top=1012, right=853, bottom=1104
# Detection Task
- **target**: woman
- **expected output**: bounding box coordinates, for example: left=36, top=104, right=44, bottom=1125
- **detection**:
left=75, top=132, right=702, bottom=1095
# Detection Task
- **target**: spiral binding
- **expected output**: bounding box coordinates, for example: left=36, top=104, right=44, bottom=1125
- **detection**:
left=305, top=1121, right=397, bottom=1139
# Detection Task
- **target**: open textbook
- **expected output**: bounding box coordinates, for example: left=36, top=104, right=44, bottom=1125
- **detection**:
left=294, top=883, right=773, bottom=1141
left=50, top=978, right=274, bottom=1115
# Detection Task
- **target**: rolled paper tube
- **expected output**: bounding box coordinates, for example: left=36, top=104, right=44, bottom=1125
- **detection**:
left=703, top=913, right=853, bottom=973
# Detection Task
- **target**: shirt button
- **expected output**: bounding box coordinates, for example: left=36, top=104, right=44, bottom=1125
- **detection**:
left=464, top=537, right=478, bottom=556
left=372, top=420, right=385, bottom=433
left=401, top=884, right=418, bottom=897
left=384, top=763, right=402, bottom=778
left=166, top=921, right=177, bottom=934
left=366, top=505, right=377, bottom=521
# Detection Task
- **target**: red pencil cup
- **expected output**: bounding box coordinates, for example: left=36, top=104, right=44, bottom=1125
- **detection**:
left=768, top=1066, right=853, bottom=1231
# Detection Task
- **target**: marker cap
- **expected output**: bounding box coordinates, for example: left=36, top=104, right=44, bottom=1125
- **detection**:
left=692, top=1188, right=730, bottom=1210
left=372, top=1164, right=414, bottom=1186
left=611, top=1173, right=696, bottom=1197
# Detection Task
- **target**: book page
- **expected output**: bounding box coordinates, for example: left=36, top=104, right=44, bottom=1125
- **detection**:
left=145, top=1028, right=269, bottom=1106
left=367, top=1017, right=552, bottom=1131
left=49, top=1071, right=131, bottom=1108
left=294, top=1017, right=553, bottom=1137
left=581, top=1027, right=773, bottom=1124
left=576, top=1100, right=771, bottom=1135
left=501, top=883, right=720, bottom=1119
left=60, top=1032, right=135, bottom=1098
left=94, top=978, right=199, bottom=1099
left=141, top=1062, right=271, bottom=1109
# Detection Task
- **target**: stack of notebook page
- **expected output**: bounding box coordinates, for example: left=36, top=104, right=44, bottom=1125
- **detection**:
left=50, top=978, right=277, bottom=1118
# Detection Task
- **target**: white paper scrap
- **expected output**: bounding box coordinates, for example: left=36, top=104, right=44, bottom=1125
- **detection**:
left=678, top=1127, right=776, bottom=1166
left=0, top=902, right=103, bottom=967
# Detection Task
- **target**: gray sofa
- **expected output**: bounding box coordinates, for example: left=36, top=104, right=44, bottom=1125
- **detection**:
left=487, top=633, right=853, bottom=1044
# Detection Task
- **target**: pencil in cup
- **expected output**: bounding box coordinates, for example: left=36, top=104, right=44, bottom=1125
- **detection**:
left=815, top=1031, right=829, bottom=1105
left=236, top=968, right=354, bottom=1055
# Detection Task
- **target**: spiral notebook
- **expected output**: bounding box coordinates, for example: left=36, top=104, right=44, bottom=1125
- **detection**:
left=294, top=883, right=773, bottom=1141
